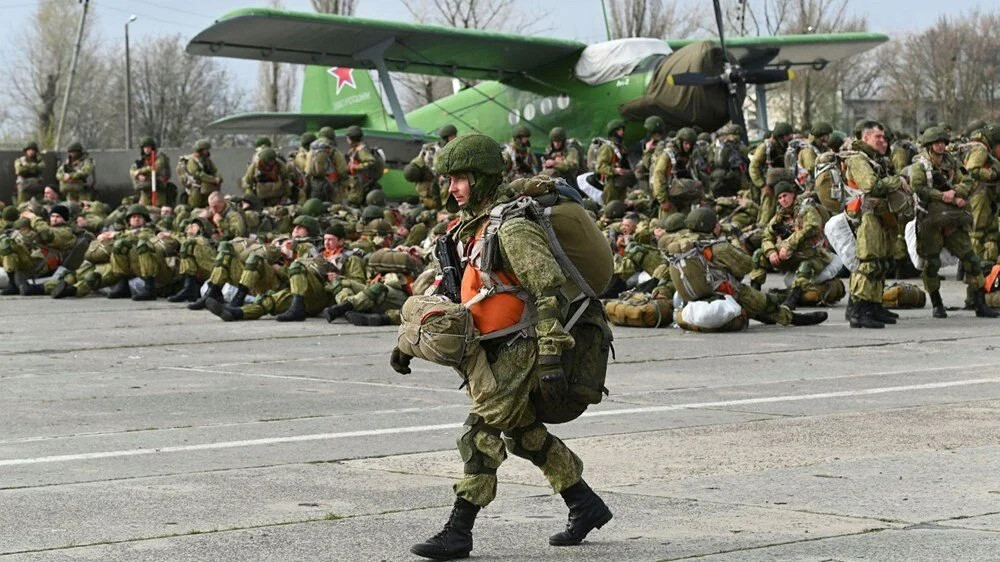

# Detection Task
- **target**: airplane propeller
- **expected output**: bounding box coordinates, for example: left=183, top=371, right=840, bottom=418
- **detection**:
left=667, top=0, right=795, bottom=142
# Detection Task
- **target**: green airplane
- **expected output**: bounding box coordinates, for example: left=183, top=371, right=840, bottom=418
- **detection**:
left=188, top=5, right=888, bottom=198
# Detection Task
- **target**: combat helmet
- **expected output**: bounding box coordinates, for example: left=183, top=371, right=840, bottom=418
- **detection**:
left=258, top=147, right=278, bottom=163
left=317, top=126, right=336, bottom=140
left=67, top=141, right=84, bottom=153
left=675, top=127, right=697, bottom=144
left=512, top=125, right=531, bottom=139
left=643, top=116, right=665, bottom=134
left=435, top=133, right=506, bottom=210
left=126, top=204, right=151, bottom=222
left=606, top=119, right=626, bottom=136
left=292, top=214, right=319, bottom=237
left=965, top=120, right=986, bottom=138
left=772, top=122, right=793, bottom=137
left=685, top=207, right=718, bottom=233
left=602, top=199, right=626, bottom=220
left=23, top=141, right=38, bottom=152
left=302, top=198, right=325, bottom=218
left=438, top=124, right=458, bottom=140
left=300, top=132, right=317, bottom=149
left=361, top=205, right=383, bottom=222
left=194, top=139, right=211, bottom=151
left=919, top=126, right=949, bottom=146
left=139, top=136, right=157, bottom=149
left=345, top=125, right=363, bottom=140
left=549, top=127, right=567, bottom=142
left=255, top=136, right=272, bottom=148
left=365, top=189, right=387, bottom=207
left=811, top=122, right=833, bottom=137
left=662, top=212, right=686, bottom=233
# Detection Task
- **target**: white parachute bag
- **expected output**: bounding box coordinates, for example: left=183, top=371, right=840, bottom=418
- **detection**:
left=824, top=212, right=859, bottom=271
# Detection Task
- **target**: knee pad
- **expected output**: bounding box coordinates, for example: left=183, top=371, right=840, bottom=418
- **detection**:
left=796, top=261, right=815, bottom=278
left=457, top=414, right=504, bottom=476
left=921, top=255, right=942, bottom=275
left=286, top=260, right=305, bottom=277
left=752, top=248, right=765, bottom=266
left=502, top=421, right=554, bottom=468
left=363, top=282, right=388, bottom=302
left=217, top=241, right=234, bottom=257
left=134, top=239, right=152, bottom=255
left=962, top=254, right=982, bottom=276
left=112, top=238, right=132, bottom=255
left=244, top=253, right=262, bottom=270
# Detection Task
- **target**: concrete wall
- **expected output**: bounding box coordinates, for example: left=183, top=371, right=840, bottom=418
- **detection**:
left=0, top=147, right=295, bottom=206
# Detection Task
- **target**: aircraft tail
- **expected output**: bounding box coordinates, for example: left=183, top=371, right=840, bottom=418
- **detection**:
left=301, top=66, right=393, bottom=130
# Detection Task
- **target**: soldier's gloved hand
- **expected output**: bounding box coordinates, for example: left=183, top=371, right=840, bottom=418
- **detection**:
left=537, top=355, right=568, bottom=404
left=390, top=347, right=412, bottom=375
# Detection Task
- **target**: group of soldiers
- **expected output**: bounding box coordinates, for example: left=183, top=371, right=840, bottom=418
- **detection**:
left=3, top=114, right=1000, bottom=332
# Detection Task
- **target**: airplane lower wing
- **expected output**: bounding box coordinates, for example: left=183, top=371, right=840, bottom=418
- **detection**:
left=205, top=112, right=366, bottom=134
left=187, top=8, right=584, bottom=82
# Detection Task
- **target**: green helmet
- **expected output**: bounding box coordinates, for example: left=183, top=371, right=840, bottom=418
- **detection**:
left=811, top=121, right=833, bottom=137
left=139, top=136, right=156, bottom=149
left=126, top=204, right=151, bottom=221
left=685, top=207, right=718, bottom=233
left=772, top=122, right=793, bottom=136
left=829, top=131, right=847, bottom=151
left=67, top=142, right=83, bottom=153
left=3, top=205, right=19, bottom=222
left=773, top=181, right=797, bottom=196
left=603, top=199, right=626, bottom=220
left=965, top=120, right=987, bottom=137
left=194, top=139, right=211, bottom=151
left=920, top=126, right=949, bottom=146
left=255, top=136, right=272, bottom=148
left=549, top=127, right=567, bottom=142
left=606, top=119, right=626, bottom=136
left=302, top=197, right=325, bottom=217
left=675, top=127, right=697, bottom=144
left=300, top=132, right=317, bottom=148
left=662, top=212, right=686, bottom=232
left=292, top=214, right=319, bottom=237
left=189, top=216, right=213, bottom=235
left=982, top=126, right=1000, bottom=148
left=438, top=124, right=458, bottom=139
left=365, top=189, right=387, bottom=207
left=365, top=218, right=392, bottom=236
left=361, top=205, right=383, bottom=222
left=345, top=125, right=363, bottom=139
left=937, top=121, right=952, bottom=132
left=23, top=141, right=38, bottom=152
left=258, top=147, right=277, bottom=163
left=513, top=125, right=531, bottom=138
left=643, top=115, right=665, bottom=134
left=697, top=132, right=711, bottom=143
left=402, top=162, right=425, bottom=182
left=318, top=126, right=336, bottom=140
left=435, top=133, right=505, bottom=177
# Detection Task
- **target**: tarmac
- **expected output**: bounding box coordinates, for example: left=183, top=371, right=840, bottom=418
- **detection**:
left=1, top=272, right=999, bottom=561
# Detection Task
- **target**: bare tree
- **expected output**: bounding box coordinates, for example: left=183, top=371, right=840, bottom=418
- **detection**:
left=131, top=35, right=245, bottom=147
left=310, top=0, right=358, bottom=14
left=608, top=0, right=700, bottom=39
left=257, top=0, right=299, bottom=137
left=6, top=0, right=102, bottom=149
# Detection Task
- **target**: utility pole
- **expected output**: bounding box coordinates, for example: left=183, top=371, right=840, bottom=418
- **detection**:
left=54, top=0, right=89, bottom=150
left=125, top=14, right=137, bottom=149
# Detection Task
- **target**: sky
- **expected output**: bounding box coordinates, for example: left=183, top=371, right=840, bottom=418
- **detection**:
left=0, top=0, right=993, bottom=107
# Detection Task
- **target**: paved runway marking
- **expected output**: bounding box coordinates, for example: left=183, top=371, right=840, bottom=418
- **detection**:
left=2, top=376, right=998, bottom=467
left=167, top=366, right=466, bottom=394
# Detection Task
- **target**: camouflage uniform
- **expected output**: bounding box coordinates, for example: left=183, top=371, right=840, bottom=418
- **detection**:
left=404, top=125, right=454, bottom=209
left=345, top=126, right=378, bottom=206
left=178, top=140, right=222, bottom=209
left=709, top=125, right=749, bottom=198
left=594, top=120, right=632, bottom=205
left=129, top=139, right=172, bottom=206
left=503, top=125, right=540, bottom=182
left=749, top=122, right=792, bottom=227
left=541, top=127, right=583, bottom=182
left=14, top=143, right=45, bottom=205
left=57, top=143, right=95, bottom=202
left=306, top=127, right=351, bottom=204
left=650, top=128, right=707, bottom=217
left=242, top=148, right=292, bottom=207
left=961, top=127, right=1000, bottom=267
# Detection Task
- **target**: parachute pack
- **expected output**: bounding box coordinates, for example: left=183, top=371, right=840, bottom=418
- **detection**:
left=667, top=240, right=736, bottom=302
left=814, top=151, right=863, bottom=212
left=882, top=282, right=926, bottom=309
left=306, top=139, right=336, bottom=178
left=605, top=292, right=674, bottom=328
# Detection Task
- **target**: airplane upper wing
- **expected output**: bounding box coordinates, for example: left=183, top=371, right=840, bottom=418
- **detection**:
left=187, top=8, right=585, bottom=81
left=666, top=32, right=889, bottom=70
left=205, top=112, right=365, bottom=134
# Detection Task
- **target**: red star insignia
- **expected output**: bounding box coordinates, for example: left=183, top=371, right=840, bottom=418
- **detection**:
left=327, top=67, right=357, bottom=95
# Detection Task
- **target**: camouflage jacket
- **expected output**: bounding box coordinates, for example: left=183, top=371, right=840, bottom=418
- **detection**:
left=761, top=199, right=824, bottom=258
left=15, top=155, right=44, bottom=179
left=843, top=140, right=902, bottom=199
left=130, top=151, right=171, bottom=189
left=749, top=138, right=786, bottom=187
left=911, top=149, right=969, bottom=203
left=58, top=154, right=95, bottom=188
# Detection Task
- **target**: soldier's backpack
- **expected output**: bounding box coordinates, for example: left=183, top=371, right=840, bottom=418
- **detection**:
left=667, top=240, right=736, bottom=302
left=772, top=278, right=846, bottom=306
left=306, top=139, right=335, bottom=177
left=784, top=138, right=812, bottom=186
left=882, top=282, right=926, bottom=309
left=815, top=151, right=864, bottom=212
left=586, top=138, right=612, bottom=174
left=367, top=248, right=422, bottom=277
left=605, top=291, right=674, bottom=328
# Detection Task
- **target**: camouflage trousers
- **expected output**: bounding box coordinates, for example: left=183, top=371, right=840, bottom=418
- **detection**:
left=849, top=212, right=894, bottom=303
left=750, top=247, right=833, bottom=290
left=177, top=237, right=215, bottom=278
left=452, top=337, right=583, bottom=507
left=185, top=186, right=219, bottom=210
left=917, top=222, right=983, bottom=294
left=756, top=185, right=776, bottom=228
left=241, top=267, right=331, bottom=320
left=59, top=183, right=91, bottom=203
left=734, top=283, right=794, bottom=325
left=969, top=186, right=999, bottom=266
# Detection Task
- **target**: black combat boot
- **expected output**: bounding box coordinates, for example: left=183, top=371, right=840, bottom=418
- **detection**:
left=844, top=297, right=853, bottom=321
left=410, top=497, right=480, bottom=560
left=275, top=295, right=306, bottom=322
left=51, top=279, right=77, bottom=299
left=790, top=310, right=828, bottom=326
left=849, top=301, right=885, bottom=329
left=974, top=289, right=999, bottom=318
left=131, top=277, right=157, bottom=301
left=345, top=311, right=392, bottom=326
left=107, top=278, right=131, bottom=299
left=750, top=279, right=762, bottom=291
left=782, top=286, right=803, bottom=310
left=964, top=285, right=976, bottom=310
left=930, top=290, right=947, bottom=318
left=18, top=277, right=44, bottom=296
left=549, top=480, right=613, bottom=546
left=205, top=297, right=243, bottom=322
left=188, top=282, right=223, bottom=310
left=1, top=276, right=18, bottom=295
left=167, top=275, right=200, bottom=302
left=229, top=284, right=249, bottom=306
left=871, top=304, right=897, bottom=324
left=323, top=301, right=354, bottom=323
